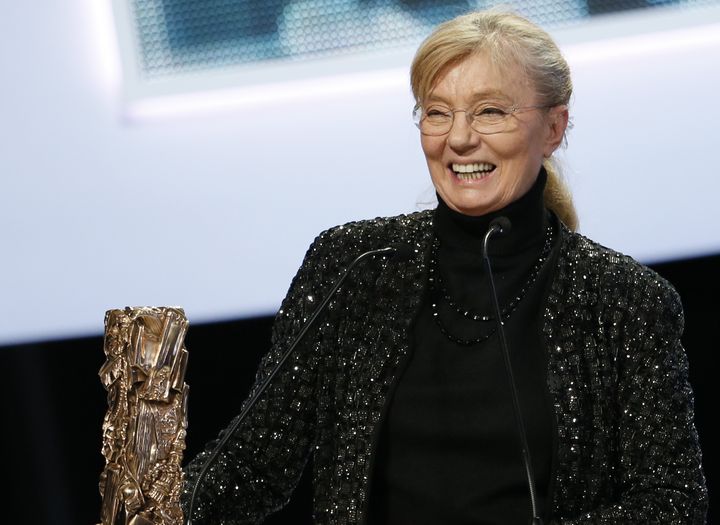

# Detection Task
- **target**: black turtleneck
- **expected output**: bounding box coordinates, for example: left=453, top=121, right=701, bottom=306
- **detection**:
left=370, top=170, right=560, bottom=525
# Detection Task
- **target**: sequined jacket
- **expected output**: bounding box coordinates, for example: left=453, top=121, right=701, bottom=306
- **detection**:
left=183, top=210, right=708, bottom=524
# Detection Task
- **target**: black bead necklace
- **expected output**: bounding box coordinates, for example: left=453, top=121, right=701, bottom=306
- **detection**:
left=428, top=222, right=554, bottom=346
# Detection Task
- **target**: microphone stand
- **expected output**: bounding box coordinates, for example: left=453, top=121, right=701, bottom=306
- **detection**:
left=185, top=244, right=408, bottom=524
left=482, top=218, right=543, bottom=525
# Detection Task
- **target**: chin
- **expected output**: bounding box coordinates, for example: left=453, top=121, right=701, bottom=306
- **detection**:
left=454, top=202, right=496, bottom=217
left=443, top=192, right=498, bottom=217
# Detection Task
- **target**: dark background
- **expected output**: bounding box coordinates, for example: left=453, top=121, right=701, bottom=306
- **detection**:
left=1, top=253, right=716, bottom=525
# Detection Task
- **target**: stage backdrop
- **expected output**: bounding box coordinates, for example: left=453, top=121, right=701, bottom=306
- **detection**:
left=2, top=0, right=720, bottom=346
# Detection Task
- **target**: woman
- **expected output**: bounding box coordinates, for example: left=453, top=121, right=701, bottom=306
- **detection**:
left=182, top=10, right=708, bottom=524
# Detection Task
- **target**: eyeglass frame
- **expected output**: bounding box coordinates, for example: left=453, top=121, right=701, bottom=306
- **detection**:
left=412, top=102, right=556, bottom=136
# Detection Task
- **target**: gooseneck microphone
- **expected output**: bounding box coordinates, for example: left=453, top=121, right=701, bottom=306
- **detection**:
left=185, top=243, right=412, bottom=525
left=482, top=217, right=543, bottom=525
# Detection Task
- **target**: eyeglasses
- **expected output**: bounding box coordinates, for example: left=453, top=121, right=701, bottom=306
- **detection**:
left=412, top=102, right=551, bottom=136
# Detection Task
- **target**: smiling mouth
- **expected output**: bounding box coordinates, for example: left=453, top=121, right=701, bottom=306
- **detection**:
left=451, top=162, right=496, bottom=181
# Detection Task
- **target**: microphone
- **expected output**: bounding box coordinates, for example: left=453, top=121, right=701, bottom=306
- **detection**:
left=482, top=217, right=543, bottom=525
left=488, top=216, right=511, bottom=236
left=185, top=243, right=411, bottom=524
left=387, top=242, right=413, bottom=262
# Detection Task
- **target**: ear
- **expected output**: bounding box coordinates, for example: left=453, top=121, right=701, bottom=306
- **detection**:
left=543, top=105, right=569, bottom=158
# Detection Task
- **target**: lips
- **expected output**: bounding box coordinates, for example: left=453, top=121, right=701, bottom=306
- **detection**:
left=450, top=162, right=496, bottom=181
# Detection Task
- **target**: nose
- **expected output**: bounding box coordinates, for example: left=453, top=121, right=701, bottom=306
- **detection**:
left=446, top=110, right=480, bottom=154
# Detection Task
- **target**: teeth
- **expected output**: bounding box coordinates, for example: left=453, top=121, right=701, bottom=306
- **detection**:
left=456, top=172, right=490, bottom=181
left=452, top=162, right=495, bottom=174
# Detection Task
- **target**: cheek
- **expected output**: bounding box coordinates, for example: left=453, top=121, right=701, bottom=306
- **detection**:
left=492, top=134, right=527, bottom=159
left=421, top=135, right=444, bottom=163
left=495, top=132, right=544, bottom=169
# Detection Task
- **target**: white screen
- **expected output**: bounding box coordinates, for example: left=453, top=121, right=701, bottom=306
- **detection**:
left=1, top=2, right=719, bottom=345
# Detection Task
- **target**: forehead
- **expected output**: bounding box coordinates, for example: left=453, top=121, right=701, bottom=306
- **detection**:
left=426, top=52, right=535, bottom=104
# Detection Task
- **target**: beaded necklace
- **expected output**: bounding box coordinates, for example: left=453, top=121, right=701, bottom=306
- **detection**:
left=428, top=223, right=554, bottom=346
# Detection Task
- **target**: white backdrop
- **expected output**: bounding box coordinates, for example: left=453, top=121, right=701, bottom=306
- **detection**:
left=1, top=2, right=719, bottom=345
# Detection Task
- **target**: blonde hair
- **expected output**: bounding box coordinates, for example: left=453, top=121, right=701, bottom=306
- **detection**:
left=411, top=9, right=578, bottom=231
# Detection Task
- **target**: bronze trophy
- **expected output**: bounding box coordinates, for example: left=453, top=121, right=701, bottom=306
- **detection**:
left=98, top=307, right=189, bottom=525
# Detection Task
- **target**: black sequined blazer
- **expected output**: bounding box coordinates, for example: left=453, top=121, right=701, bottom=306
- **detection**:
left=183, top=210, right=708, bottom=524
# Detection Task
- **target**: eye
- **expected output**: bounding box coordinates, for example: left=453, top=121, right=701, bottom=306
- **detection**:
left=425, top=106, right=452, bottom=118
left=474, top=105, right=508, bottom=117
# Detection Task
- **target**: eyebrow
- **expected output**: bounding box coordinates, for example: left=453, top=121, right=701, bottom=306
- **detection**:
left=425, top=89, right=511, bottom=104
